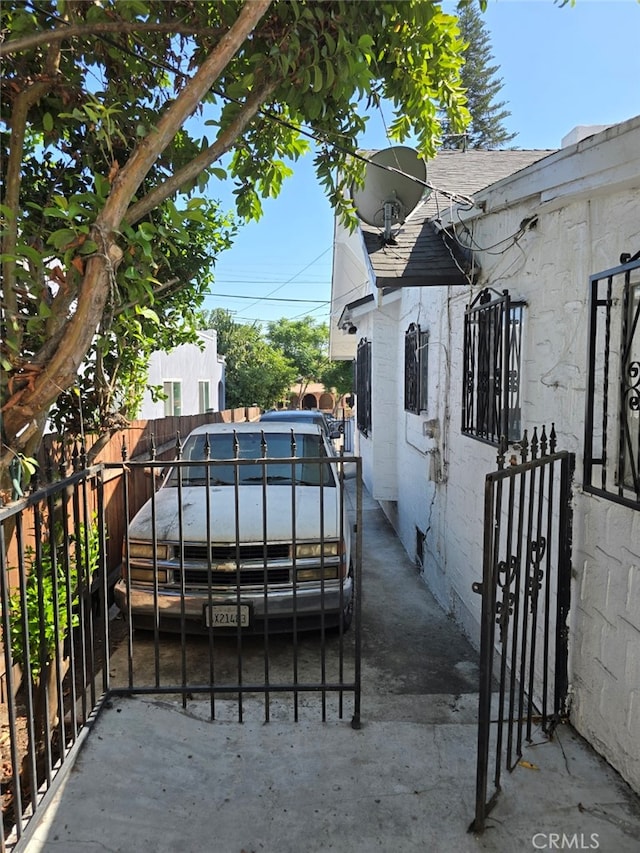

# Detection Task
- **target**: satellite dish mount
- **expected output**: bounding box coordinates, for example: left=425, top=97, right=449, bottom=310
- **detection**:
left=352, top=146, right=428, bottom=244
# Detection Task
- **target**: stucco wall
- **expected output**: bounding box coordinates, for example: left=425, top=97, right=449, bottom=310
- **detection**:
left=383, top=175, right=640, bottom=791
left=347, top=120, right=640, bottom=792
left=138, top=332, right=225, bottom=420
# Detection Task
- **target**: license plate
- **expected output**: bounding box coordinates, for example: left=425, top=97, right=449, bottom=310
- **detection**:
left=205, top=604, right=250, bottom=628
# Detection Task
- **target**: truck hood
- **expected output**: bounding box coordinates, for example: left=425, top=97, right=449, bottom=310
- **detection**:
left=128, top=484, right=343, bottom=544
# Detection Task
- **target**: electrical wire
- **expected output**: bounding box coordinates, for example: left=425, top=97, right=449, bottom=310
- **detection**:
left=207, top=293, right=328, bottom=304
left=234, top=246, right=332, bottom=314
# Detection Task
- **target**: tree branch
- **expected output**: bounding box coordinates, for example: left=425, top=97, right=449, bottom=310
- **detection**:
left=2, top=0, right=273, bottom=450
left=109, top=0, right=272, bottom=215
left=1, top=45, right=61, bottom=361
left=0, top=21, right=227, bottom=57
left=125, top=79, right=277, bottom=226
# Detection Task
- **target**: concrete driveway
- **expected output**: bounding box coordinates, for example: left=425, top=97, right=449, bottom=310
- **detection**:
left=18, top=486, right=640, bottom=853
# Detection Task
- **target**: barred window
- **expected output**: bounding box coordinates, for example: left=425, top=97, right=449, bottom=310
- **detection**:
left=356, top=338, right=372, bottom=436
left=404, top=323, right=429, bottom=414
left=584, top=251, right=640, bottom=509
left=462, top=289, right=523, bottom=445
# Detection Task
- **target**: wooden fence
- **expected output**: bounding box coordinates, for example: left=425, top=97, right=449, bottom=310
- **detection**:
left=3, top=408, right=261, bottom=594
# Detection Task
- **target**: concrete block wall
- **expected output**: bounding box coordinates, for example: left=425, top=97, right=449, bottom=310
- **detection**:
left=571, top=494, right=640, bottom=791
left=385, top=181, right=640, bottom=792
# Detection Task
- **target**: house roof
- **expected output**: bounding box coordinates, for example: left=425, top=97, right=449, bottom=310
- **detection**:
left=362, top=148, right=555, bottom=288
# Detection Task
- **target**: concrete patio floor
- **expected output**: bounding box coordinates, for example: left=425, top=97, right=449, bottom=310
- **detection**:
left=15, top=487, right=640, bottom=853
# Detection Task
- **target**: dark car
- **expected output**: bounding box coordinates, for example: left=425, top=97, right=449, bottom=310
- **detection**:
left=259, top=409, right=342, bottom=441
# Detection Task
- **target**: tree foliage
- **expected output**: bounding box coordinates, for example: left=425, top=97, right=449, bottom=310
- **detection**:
left=201, top=310, right=351, bottom=410
left=264, top=315, right=353, bottom=407
left=201, top=308, right=295, bottom=409
left=442, top=3, right=515, bottom=149
left=319, top=359, right=353, bottom=405
left=47, top=201, right=236, bottom=439
left=266, top=316, right=329, bottom=402
left=1, top=0, right=473, bottom=479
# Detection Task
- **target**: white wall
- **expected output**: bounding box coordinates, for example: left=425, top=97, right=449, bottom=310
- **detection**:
left=329, top=223, right=372, bottom=360
left=137, top=331, right=225, bottom=420
left=349, top=117, right=640, bottom=792
left=467, top=175, right=640, bottom=793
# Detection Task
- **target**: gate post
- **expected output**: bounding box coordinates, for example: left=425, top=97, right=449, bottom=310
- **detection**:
left=470, top=473, right=499, bottom=832
left=554, top=453, right=574, bottom=719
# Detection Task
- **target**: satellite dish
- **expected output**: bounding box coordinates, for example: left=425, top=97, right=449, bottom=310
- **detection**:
left=352, top=146, right=427, bottom=242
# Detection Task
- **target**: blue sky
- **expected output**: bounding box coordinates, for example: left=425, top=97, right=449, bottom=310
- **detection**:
left=203, top=0, right=640, bottom=329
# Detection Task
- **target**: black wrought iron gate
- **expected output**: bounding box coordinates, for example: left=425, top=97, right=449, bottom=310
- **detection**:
left=471, top=426, right=575, bottom=832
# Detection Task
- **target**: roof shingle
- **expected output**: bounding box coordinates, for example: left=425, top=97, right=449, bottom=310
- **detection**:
left=362, top=148, right=555, bottom=288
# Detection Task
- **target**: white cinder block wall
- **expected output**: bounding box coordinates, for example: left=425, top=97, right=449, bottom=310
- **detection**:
left=372, top=121, right=640, bottom=792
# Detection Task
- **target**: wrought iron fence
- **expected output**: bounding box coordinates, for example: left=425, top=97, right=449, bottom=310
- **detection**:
left=0, top=459, right=111, bottom=851
left=109, top=429, right=361, bottom=724
left=584, top=251, right=640, bottom=509
left=1, top=431, right=362, bottom=849
left=462, top=288, right=524, bottom=445
left=356, top=338, right=372, bottom=436
left=404, top=323, right=429, bottom=414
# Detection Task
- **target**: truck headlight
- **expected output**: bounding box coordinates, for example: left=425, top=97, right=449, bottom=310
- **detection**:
left=128, top=542, right=171, bottom=560
left=295, top=541, right=340, bottom=559
left=129, top=567, right=170, bottom=584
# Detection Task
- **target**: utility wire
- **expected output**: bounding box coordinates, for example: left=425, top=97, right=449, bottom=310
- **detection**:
left=237, top=246, right=332, bottom=314
left=206, top=293, right=328, bottom=303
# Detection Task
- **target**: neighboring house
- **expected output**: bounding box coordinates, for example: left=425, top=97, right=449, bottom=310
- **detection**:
left=137, top=330, right=225, bottom=420
left=281, top=381, right=346, bottom=413
left=330, top=117, right=640, bottom=794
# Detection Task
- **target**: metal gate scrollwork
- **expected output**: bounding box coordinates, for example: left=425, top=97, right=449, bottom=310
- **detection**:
left=471, top=425, right=575, bottom=832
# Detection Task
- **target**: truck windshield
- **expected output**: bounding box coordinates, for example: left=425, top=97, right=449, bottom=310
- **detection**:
left=167, top=432, right=336, bottom=487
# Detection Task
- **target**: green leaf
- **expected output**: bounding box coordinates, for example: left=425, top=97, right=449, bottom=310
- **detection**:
left=17, top=245, right=42, bottom=265
left=43, top=208, right=72, bottom=220
left=135, top=306, right=160, bottom=323
left=94, top=173, right=110, bottom=198
left=138, top=222, right=156, bottom=240
left=311, top=66, right=323, bottom=93
left=38, top=300, right=53, bottom=319
left=324, top=60, right=335, bottom=89
left=78, top=239, right=98, bottom=255
left=47, top=228, right=77, bottom=249
left=43, top=112, right=54, bottom=132
left=18, top=454, right=38, bottom=477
